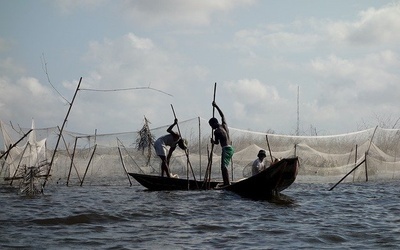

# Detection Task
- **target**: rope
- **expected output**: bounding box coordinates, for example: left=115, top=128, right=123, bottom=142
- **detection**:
left=79, top=86, right=173, bottom=96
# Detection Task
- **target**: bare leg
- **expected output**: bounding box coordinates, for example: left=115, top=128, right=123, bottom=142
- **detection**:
left=221, top=166, right=230, bottom=186
left=159, top=155, right=171, bottom=178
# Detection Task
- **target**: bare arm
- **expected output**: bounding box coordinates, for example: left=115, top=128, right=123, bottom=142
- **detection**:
left=167, top=119, right=178, bottom=135
left=212, top=101, right=226, bottom=125
left=212, top=101, right=230, bottom=144
left=167, top=146, right=176, bottom=163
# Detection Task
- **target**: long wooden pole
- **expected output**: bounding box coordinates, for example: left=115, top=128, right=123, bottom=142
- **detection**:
left=170, top=104, right=198, bottom=187
left=43, top=77, right=82, bottom=189
left=203, top=82, right=217, bottom=188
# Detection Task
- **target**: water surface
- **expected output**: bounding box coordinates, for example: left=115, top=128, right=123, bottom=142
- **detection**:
left=1, top=181, right=399, bottom=249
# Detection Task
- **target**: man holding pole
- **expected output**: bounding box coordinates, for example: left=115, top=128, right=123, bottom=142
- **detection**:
left=209, top=101, right=234, bottom=186
left=154, top=119, right=187, bottom=178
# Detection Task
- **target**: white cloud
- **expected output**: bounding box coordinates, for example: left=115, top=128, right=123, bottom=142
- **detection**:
left=121, top=0, right=255, bottom=26
left=19, top=77, right=53, bottom=97
left=349, top=3, right=400, bottom=44
left=221, top=79, right=294, bottom=130
left=321, top=3, right=400, bottom=46
left=0, top=76, right=62, bottom=127
left=226, top=79, right=279, bottom=104
left=82, top=33, right=182, bottom=92
left=0, top=57, right=25, bottom=77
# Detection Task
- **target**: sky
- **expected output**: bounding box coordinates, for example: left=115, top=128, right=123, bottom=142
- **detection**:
left=1, top=0, right=400, bottom=139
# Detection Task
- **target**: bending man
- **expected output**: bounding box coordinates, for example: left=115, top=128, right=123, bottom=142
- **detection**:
left=154, top=119, right=187, bottom=177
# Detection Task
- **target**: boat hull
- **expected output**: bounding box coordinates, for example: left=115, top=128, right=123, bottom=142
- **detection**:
left=128, top=173, right=219, bottom=191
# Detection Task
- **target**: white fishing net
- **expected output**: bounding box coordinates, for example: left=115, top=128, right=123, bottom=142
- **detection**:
left=2, top=117, right=400, bottom=187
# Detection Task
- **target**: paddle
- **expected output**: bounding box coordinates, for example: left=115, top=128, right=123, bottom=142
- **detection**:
left=170, top=104, right=198, bottom=189
left=203, top=82, right=217, bottom=189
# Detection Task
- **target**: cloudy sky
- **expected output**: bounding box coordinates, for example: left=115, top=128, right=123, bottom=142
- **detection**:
left=1, top=0, right=400, bottom=138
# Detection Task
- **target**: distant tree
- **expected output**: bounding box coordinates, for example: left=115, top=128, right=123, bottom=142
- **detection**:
left=358, top=113, right=400, bottom=130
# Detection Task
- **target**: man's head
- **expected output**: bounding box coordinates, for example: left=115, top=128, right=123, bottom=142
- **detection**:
left=178, top=138, right=188, bottom=150
left=208, top=117, right=219, bottom=129
left=257, top=150, right=267, bottom=158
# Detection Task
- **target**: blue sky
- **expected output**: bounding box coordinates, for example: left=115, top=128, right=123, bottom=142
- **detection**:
left=1, top=0, right=400, bottom=138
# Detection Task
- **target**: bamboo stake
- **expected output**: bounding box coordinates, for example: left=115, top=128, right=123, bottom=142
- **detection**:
left=231, top=141, right=234, bottom=182
left=198, top=117, right=202, bottom=180
left=364, top=152, right=368, bottom=182
left=353, top=144, right=358, bottom=182
left=10, top=142, right=30, bottom=186
left=329, top=159, right=366, bottom=191
left=118, top=146, right=132, bottom=186
left=364, top=126, right=378, bottom=182
left=59, top=127, right=82, bottom=185
left=265, top=134, right=274, bottom=162
left=43, top=77, right=82, bottom=189
left=0, top=144, right=11, bottom=174
left=330, top=126, right=378, bottom=190
left=67, top=137, right=78, bottom=186
left=0, top=129, right=32, bottom=160
left=117, top=138, right=148, bottom=174
left=80, top=144, right=97, bottom=187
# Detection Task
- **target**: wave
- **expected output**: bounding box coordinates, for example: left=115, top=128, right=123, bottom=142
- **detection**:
left=31, top=212, right=126, bottom=225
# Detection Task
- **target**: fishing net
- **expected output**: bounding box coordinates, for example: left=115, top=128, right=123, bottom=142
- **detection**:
left=2, top=117, right=400, bottom=187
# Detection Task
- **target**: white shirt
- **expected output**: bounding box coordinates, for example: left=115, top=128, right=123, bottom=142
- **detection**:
left=252, top=158, right=265, bottom=176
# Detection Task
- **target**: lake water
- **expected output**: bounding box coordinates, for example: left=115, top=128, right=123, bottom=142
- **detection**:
left=1, top=180, right=399, bottom=249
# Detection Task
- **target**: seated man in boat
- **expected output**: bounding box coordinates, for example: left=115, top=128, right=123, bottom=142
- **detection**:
left=252, top=149, right=267, bottom=176
left=209, top=101, right=234, bottom=186
left=154, top=119, right=187, bottom=178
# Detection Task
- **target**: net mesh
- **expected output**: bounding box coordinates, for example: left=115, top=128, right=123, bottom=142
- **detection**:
left=2, top=118, right=400, bottom=187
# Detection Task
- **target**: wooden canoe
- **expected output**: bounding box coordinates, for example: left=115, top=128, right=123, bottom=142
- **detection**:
left=129, top=157, right=298, bottom=199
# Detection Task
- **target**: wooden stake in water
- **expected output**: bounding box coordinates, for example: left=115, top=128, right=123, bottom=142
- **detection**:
left=0, top=129, right=32, bottom=160
left=266, top=134, right=274, bottom=163
left=43, top=77, right=82, bottom=189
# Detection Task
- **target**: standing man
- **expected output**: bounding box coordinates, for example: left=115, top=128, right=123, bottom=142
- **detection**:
left=252, top=150, right=267, bottom=176
left=154, top=119, right=187, bottom=178
left=209, top=101, right=234, bottom=186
